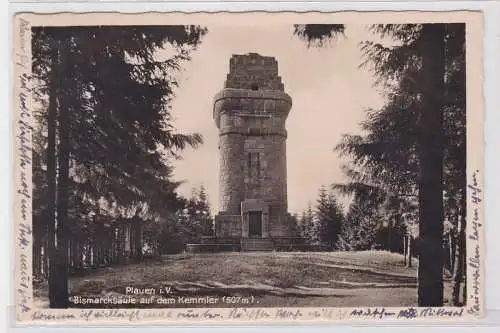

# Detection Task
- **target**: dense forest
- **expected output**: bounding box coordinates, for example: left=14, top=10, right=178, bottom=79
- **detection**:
left=31, top=23, right=467, bottom=309
left=31, top=26, right=208, bottom=307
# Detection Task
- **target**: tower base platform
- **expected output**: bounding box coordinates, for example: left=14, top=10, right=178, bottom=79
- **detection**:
left=185, top=236, right=309, bottom=253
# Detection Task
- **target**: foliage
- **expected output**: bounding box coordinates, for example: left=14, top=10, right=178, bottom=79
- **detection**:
left=293, top=24, right=345, bottom=48
left=157, top=186, right=214, bottom=254
left=298, top=203, right=317, bottom=246
left=296, top=186, right=345, bottom=251
left=315, top=185, right=344, bottom=250
left=32, top=25, right=207, bottom=235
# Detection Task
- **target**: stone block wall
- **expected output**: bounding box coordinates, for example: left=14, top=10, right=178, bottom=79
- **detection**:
left=213, top=90, right=292, bottom=129
left=218, top=133, right=244, bottom=214
left=215, top=90, right=291, bottom=217
left=215, top=214, right=242, bottom=238
left=268, top=202, right=292, bottom=237
left=242, top=135, right=287, bottom=205
left=225, top=53, right=284, bottom=91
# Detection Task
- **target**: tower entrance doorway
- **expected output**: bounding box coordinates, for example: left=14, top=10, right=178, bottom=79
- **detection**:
left=248, top=211, right=263, bottom=238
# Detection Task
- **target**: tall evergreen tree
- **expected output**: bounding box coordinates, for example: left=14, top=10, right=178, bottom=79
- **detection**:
left=335, top=182, right=385, bottom=251
left=315, top=185, right=344, bottom=250
left=298, top=203, right=317, bottom=246
left=197, top=185, right=214, bottom=237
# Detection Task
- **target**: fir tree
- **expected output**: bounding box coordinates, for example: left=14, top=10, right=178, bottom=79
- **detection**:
left=315, top=185, right=344, bottom=250
left=298, top=203, right=317, bottom=246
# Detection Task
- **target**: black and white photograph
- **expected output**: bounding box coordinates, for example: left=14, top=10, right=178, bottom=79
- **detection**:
left=13, top=11, right=484, bottom=323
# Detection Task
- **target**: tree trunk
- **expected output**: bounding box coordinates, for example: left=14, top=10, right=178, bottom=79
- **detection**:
left=403, top=235, right=407, bottom=266
left=101, top=237, right=106, bottom=266
left=89, top=236, right=96, bottom=268
left=105, top=229, right=112, bottom=265
left=47, top=37, right=68, bottom=307
left=407, top=236, right=413, bottom=268
left=69, top=237, right=75, bottom=273
left=42, top=220, right=49, bottom=279
left=74, top=239, right=78, bottom=272
left=82, top=240, right=87, bottom=268
left=96, top=233, right=102, bottom=267
left=100, top=230, right=106, bottom=266
left=73, top=238, right=81, bottom=273
left=33, top=218, right=42, bottom=278
left=53, top=35, right=71, bottom=307
left=461, top=239, right=467, bottom=304
left=452, top=214, right=466, bottom=305
left=387, top=221, right=392, bottom=252
left=134, top=221, right=143, bottom=261
left=112, top=227, right=118, bottom=263
left=117, top=225, right=126, bottom=263
left=67, top=238, right=72, bottom=273
left=42, top=244, right=48, bottom=279
left=110, top=229, right=115, bottom=263
left=453, top=194, right=467, bottom=305
left=125, top=222, right=132, bottom=262
left=130, top=222, right=136, bottom=260
left=417, top=24, right=446, bottom=307
left=33, top=239, right=41, bottom=278
left=443, top=233, right=451, bottom=274
left=450, top=231, right=456, bottom=273
left=87, top=239, right=92, bottom=268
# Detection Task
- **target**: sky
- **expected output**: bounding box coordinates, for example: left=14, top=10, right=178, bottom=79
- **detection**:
left=168, top=24, right=386, bottom=215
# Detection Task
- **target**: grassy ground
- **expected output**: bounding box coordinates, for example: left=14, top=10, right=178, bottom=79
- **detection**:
left=34, top=251, right=429, bottom=308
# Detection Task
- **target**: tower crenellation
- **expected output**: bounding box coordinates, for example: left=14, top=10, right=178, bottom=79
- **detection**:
left=225, top=53, right=284, bottom=91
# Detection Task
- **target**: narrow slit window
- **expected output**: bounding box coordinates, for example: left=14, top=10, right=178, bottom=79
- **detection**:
left=256, top=153, right=261, bottom=176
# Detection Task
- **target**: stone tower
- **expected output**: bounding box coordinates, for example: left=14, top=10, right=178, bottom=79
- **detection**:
left=212, top=53, right=299, bottom=251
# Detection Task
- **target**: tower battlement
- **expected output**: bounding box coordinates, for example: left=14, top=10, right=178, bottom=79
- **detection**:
left=225, top=53, right=284, bottom=91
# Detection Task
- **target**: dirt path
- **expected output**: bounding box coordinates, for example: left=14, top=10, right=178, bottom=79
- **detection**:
left=34, top=251, right=419, bottom=308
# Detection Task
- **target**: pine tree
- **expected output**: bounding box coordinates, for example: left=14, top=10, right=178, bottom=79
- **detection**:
left=315, top=185, right=344, bottom=250
left=197, top=185, right=214, bottom=237
left=170, top=186, right=214, bottom=249
left=336, top=184, right=383, bottom=251
left=298, top=203, right=317, bottom=246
